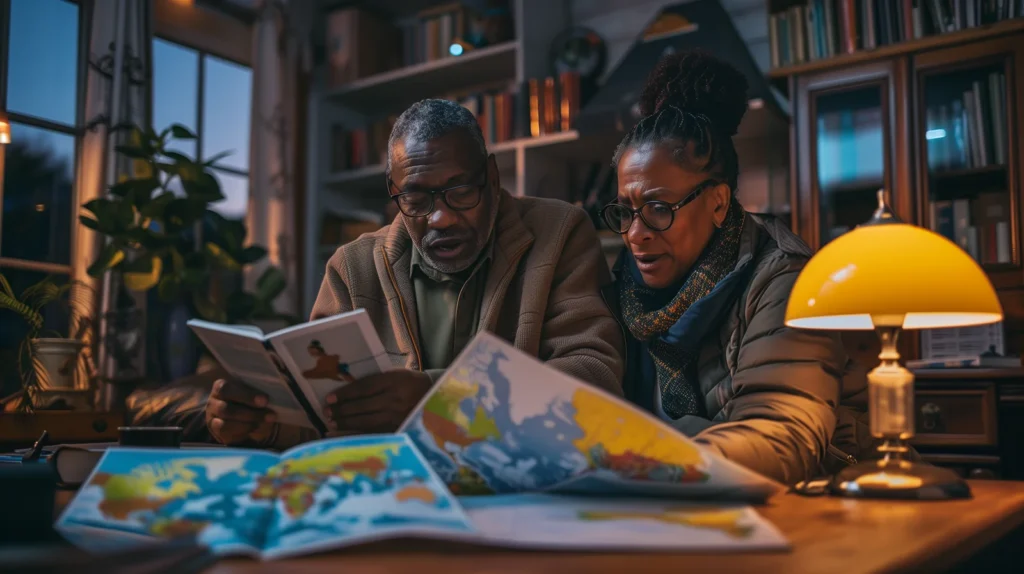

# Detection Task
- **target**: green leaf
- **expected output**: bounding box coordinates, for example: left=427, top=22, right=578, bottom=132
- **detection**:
left=115, top=197, right=135, bottom=228
left=255, top=267, right=287, bottom=301
left=226, top=291, right=257, bottom=324
left=205, top=242, right=241, bottom=270
left=78, top=216, right=102, bottom=232
left=82, top=199, right=124, bottom=233
left=181, top=171, right=224, bottom=202
left=164, top=198, right=207, bottom=231
left=139, top=191, right=176, bottom=218
left=110, top=177, right=160, bottom=203
left=163, top=150, right=193, bottom=164
left=170, top=124, right=197, bottom=140
left=192, top=291, right=226, bottom=323
left=114, top=144, right=150, bottom=160
left=238, top=245, right=267, bottom=265
left=180, top=267, right=207, bottom=288
left=87, top=243, right=126, bottom=277
left=157, top=275, right=181, bottom=303
left=202, top=150, right=233, bottom=167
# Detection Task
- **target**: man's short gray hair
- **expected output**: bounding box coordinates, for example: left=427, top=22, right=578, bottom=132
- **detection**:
left=386, top=98, right=487, bottom=172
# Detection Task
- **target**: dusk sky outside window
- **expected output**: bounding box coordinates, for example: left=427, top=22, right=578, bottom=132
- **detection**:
left=152, top=37, right=253, bottom=220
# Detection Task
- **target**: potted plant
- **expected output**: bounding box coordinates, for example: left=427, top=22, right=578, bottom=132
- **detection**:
left=0, top=273, right=95, bottom=412
left=80, top=124, right=296, bottom=382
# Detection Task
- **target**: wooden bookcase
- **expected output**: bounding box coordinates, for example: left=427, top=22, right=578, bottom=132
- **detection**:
left=302, top=0, right=630, bottom=315
left=766, top=3, right=1024, bottom=368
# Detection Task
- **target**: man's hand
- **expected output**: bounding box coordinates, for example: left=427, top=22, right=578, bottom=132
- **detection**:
left=323, top=369, right=432, bottom=433
left=206, top=378, right=277, bottom=446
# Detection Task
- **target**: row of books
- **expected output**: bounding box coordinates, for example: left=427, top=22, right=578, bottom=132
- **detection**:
left=454, top=72, right=582, bottom=145
left=328, top=118, right=396, bottom=173
left=325, top=71, right=582, bottom=174
left=398, top=2, right=514, bottom=68
left=769, top=0, right=1023, bottom=68
left=925, top=71, right=1008, bottom=171
left=931, top=195, right=1011, bottom=264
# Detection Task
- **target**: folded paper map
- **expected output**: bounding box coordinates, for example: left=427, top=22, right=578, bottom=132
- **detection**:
left=56, top=331, right=789, bottom=559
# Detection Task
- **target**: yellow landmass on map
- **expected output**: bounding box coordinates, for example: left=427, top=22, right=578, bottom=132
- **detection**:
left=426, top=370, right=480, bottom=429
left=571, top=388, right=705, bottom=469
left=271, top=442, right=401, bottom=480
left=103, top=458, right=216, bottom=501
left=578, top=508, right=753, bottom=538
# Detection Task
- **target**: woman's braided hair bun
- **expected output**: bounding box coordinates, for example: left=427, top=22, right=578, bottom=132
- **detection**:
left=638, top=49, right=750, bottom=137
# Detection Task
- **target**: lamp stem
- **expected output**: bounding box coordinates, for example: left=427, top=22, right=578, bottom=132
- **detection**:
left=868, top=326, right=915, bottom=464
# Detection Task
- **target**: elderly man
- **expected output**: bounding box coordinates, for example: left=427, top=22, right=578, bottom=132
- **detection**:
left=206, top=98, right=625, bottom=449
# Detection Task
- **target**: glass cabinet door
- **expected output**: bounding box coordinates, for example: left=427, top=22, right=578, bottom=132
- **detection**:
left=917, top=44, right=1019, bottom=286
left=814, top=86, right=887, bottom=247
left=796, top=61, right=902, bottom=252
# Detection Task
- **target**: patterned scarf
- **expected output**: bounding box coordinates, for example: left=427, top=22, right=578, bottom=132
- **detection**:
left=619, top=202, right=745, bottom=419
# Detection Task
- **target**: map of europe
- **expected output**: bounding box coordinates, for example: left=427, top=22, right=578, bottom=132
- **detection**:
left=57, top=436, right=472, bottom=557
left=401, top=334, right=711, bottom=495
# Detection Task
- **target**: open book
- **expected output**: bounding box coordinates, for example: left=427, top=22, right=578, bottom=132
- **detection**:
left=187, top=310, right=391, bottom=435
left=55, top=330, right=789, bottom=558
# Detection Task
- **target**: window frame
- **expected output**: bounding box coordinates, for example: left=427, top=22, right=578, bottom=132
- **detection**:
left=0, top=0, right=90, bottom=276
left=152, top=34, right=251, bottom=217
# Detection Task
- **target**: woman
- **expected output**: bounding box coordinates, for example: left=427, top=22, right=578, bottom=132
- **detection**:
left=602, top=51, right=871, bottom=486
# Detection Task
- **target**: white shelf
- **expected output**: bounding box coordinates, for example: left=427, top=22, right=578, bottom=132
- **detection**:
left=324, top=41, right=519, bottom=113
left=323, top=164, right=386, bottom=193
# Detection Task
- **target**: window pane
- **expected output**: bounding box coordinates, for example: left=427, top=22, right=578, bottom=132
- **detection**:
left=7, top=0, right=80, bottom=125
left=211, top=169, right=249, bottom=220
left=1, top=123, right=75, bottom=264
left=202, top=56, right=252, bottom=171
left=0, top=268, right=70, bottom=398
left=152, top=38, right=199, bottom=158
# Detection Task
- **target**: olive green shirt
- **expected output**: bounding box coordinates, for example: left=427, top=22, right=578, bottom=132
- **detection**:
left=410, top=241, right=493, bottom=375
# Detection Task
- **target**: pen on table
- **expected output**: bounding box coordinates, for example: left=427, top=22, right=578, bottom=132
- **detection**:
left=21, top=430, right=49, bottom=463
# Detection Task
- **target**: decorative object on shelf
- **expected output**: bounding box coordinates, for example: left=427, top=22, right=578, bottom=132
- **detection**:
left=0, top=273, right=96, bottom=413
left=785, top=190, right=1003, bottom=500
left=469, top=0, right=514, bottom=47
left=548, top=26, right=606, bottom=106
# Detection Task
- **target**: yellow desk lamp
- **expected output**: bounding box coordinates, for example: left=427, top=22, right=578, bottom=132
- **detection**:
left=785, top=190, right=1003, bottom=499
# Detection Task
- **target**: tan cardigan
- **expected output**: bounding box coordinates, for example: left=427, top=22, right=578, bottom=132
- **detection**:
left=270, top=189, right=625, bottom=449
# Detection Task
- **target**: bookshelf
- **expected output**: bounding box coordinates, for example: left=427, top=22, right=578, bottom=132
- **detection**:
left=303, top=0, right=599, bottom=314
left=767, top=1, right=1024, bottom=368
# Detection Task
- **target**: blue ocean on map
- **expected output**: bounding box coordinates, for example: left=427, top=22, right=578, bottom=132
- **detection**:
left=56, top=436, right=474, bottom=558
left=403, top=337, right=595, bottom=495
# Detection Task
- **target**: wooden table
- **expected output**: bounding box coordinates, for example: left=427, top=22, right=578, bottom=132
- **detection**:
left=56, top=480, right=1024, bottom=573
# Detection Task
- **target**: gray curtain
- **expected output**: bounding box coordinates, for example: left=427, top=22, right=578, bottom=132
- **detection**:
left=74, top=0, right=153, bottom=408
left=245, top=0, right=315, bottom=319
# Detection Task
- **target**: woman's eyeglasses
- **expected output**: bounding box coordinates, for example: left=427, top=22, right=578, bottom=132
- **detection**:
left=601, top=179, right=719, bottom=234
left=386, top=164, right=489, bottom=218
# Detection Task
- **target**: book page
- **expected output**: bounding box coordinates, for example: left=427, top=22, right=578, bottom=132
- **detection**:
left=459, top=493, right=789, bottom=551
left=259, top=434, right=474, bottom=560
left=188, top=321, right=311, bottom=429
left=398, top=331, right=783, bottom=501
left=267, top=309, right=391, bottom=429
left=55, top=447, right=282, bottom=557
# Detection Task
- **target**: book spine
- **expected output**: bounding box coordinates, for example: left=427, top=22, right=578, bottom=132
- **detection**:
left=264, top=342, right=328, bottom=438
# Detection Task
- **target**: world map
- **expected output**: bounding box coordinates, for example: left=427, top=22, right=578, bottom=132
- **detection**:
left=402, top=336, right=711, bottom=495
left=57, top=436, right=472, bottom=557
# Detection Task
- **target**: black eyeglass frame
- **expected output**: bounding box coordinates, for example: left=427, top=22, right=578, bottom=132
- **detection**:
left=386, top=159, right=491, bottom=218
left=601, top=178, right=721, bottom=234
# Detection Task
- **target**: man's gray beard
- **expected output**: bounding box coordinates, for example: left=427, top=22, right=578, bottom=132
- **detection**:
left=422, top=192, right=502, bottom=274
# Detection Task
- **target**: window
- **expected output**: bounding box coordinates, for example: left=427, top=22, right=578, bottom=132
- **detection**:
left=0, top=0, right=84, bottom=395
left=152, top=37, right=252, bottom=220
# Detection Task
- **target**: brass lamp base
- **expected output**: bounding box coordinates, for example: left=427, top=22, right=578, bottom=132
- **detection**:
left=828, top=325, right=972, bottom=500
left=829, top=456, right=972, bottom=500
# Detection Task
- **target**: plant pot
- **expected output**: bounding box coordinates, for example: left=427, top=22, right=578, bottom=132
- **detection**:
left=32, top=338, right=85, bottom=391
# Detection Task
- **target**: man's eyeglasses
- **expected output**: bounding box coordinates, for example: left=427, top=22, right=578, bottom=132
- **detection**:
left=601, top=179, right=719, bottom=234
left=386, top=163, right=489, bottom=218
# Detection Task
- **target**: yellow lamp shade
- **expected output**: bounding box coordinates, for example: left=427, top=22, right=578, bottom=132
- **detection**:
left=785, top=223, right=1003, bottom=330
